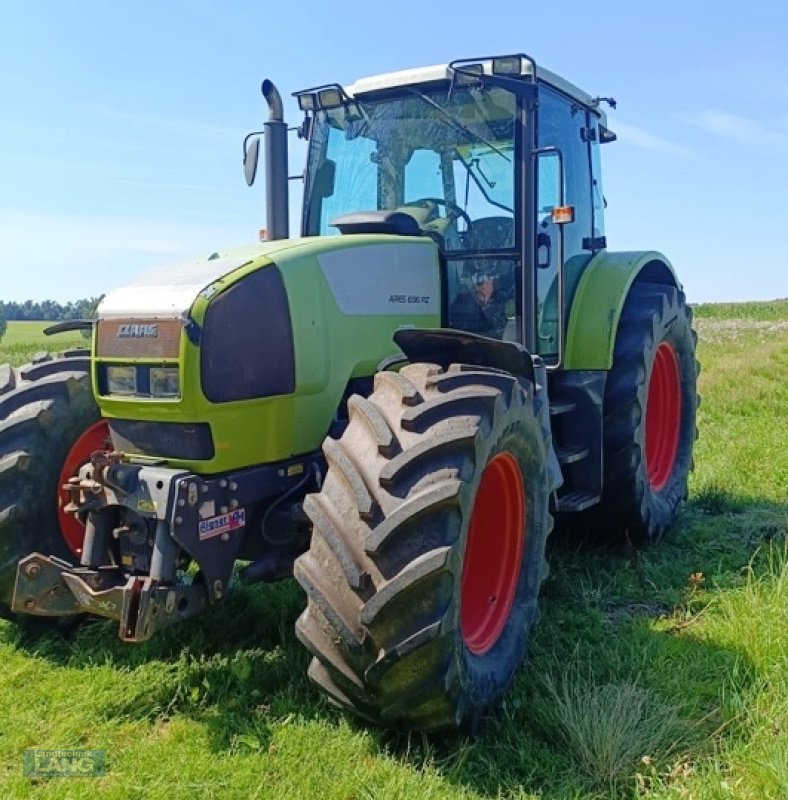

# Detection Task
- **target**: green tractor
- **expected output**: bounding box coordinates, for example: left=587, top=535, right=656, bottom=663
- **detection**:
left=0, top=54, right=698, bottom=731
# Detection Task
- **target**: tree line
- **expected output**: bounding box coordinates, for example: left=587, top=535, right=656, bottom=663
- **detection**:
left=0, top=297, right=104, bottom=341
left=0, top=297, right=104, bottom=322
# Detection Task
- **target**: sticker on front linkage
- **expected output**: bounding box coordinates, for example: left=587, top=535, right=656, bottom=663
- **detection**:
left=198, top=508, right=246, bottom=540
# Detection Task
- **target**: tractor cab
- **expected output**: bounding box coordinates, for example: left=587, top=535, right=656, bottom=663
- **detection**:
left=295, top=56, right=615, bottom=364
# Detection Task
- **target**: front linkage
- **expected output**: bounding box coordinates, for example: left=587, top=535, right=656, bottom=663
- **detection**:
left=12, top=448, right=321, bottom=641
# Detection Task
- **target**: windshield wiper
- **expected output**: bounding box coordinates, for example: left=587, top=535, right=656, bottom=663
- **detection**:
left=453, top=149, right=514, bottom=214
left=407, top=89, right=511, bottom=162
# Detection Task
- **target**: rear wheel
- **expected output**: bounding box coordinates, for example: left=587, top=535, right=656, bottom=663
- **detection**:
left=0, top=353, right=102, bottom=620
left=596, top=282, right=698, bottom=542
left=294, top=362, right=555, bottom=730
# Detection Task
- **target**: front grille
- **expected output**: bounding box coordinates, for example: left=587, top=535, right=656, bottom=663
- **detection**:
left=109, top=420, right=215, bottom=461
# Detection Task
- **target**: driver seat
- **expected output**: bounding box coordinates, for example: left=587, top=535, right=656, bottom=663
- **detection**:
left=466, top=216, right=514, bottom=250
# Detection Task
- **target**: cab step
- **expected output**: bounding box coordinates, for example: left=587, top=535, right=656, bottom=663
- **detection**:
left=555, top=445, right=590, bottom=465
left=555, top=490, right=600, bottom=513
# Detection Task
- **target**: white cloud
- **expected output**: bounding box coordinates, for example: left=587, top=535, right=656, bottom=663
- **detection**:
left=610, top=122, right=696, bottom=158
left=690, top=110, right=788, bottom=144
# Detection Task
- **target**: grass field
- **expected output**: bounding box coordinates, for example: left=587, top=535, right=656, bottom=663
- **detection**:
left=0, top=303, right=786, bottom=799
left=0, top=321, right=87, bottom=364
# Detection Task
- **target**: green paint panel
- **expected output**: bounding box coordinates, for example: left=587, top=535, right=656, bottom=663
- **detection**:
left=94, top=235, right=441, bottom=474
left=563, top=250, right=678, bottom=369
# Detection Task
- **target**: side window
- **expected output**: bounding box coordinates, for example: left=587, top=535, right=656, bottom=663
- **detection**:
left=536, top=88, right=594, bottom=360
left=306, top=117, right=378, bottom=235
left=535, top=146, right=562, bottom=359
left=536, top=149, right=561, bottom=290
left=537, top=150, right=562, bottom=220
left=590, top=132, right=606, bottom=239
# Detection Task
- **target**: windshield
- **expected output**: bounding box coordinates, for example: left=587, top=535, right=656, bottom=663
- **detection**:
left=303, top=85, right=517, bottom=253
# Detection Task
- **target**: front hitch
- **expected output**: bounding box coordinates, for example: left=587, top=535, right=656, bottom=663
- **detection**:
left=11, top=553, right=207, bottom=642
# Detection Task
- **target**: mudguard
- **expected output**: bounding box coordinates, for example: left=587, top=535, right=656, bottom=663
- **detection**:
left=563, top=250, right=679, bottom=370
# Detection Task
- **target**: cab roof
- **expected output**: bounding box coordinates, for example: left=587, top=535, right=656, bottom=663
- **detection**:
left=345, top=59, right=608, bottom=126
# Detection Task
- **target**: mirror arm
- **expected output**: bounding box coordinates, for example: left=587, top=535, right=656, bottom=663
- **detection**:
left=243, top=129, right=265, bottom=158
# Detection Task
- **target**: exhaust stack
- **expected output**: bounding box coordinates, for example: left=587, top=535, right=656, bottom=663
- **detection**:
left=262, top=79, right=289, bottom=240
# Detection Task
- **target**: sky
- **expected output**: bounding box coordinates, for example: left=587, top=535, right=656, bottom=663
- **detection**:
left=1, top=0, right=787, bottom=304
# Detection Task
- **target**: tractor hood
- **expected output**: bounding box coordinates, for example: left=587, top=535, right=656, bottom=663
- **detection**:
left=97, top=240, right=306, bottom=320
left=92, top=232, right=442, bottom=474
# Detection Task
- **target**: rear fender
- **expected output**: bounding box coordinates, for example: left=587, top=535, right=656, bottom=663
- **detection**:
left=563, top=250, right=679, bottom=370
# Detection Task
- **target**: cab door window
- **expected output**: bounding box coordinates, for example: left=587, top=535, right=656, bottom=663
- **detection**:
left=535, top=86, right=594, bottom=361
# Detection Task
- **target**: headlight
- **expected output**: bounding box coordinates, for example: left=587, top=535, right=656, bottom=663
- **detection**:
left=106, top=366, right=137, bottom=395
left=150, top=367, right=180, bottom=398
left=104, top=365, right=180, bottom=398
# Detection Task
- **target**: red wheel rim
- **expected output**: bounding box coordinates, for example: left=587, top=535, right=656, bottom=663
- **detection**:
left=460, top=452, right=525, bottom=655
left=645, top=342, right=681, bottom=490
left=57, top=420, right=111, bottom=558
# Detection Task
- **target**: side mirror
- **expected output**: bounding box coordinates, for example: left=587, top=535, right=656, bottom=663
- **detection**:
left=314, top=158, right=336, bottom=199
left=297, top=114, right=313, bottom=141
left=243, top=135, right=261, bottom=186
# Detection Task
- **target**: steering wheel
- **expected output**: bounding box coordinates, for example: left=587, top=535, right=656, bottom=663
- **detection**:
left=404, top=197, right=473, bottom=231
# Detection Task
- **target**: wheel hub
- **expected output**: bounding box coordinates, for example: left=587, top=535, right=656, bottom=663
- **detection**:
left=645, top=342, right=682, bottom=490
left=460, top=452, right=525, bottom=655
left=57, top=420, right=111, bottom=557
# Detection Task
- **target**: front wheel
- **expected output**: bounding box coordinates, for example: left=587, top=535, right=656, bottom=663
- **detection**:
left=0, top=353, right=104, bottom=620
left=294, top=362, right=555, bottom=730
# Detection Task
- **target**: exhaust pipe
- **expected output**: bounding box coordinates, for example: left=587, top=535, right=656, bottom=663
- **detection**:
left=262, top=79, right=289, bottom=240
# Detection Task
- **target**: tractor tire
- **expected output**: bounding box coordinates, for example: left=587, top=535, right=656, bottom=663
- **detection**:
left=595, top=281, right=698, bottom=543
left=0, top=352, right=104, bottom=621
left=294, top=362, right=555, bottom=731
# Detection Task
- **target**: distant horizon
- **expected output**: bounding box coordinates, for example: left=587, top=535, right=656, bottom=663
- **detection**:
left=2, top=296, right=786, bottom=314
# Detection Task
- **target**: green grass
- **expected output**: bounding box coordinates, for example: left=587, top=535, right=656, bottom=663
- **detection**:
left=692, top=298, right=788, bottom=322
left=0, top=321, right=87, bottom=365
left=529, top=672, right=694, bottom=793
left=0, top=303, right=786, bottom=799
